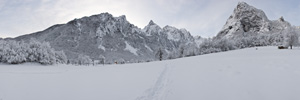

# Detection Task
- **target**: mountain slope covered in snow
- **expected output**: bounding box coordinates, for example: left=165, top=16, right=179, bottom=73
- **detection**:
left=1, top=46, right=300, bottom=100
left=11, top=13, right=195, bottom=63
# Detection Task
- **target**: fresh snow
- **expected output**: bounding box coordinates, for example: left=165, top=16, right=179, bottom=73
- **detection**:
left=98, top=44, right=106, bottom=51
left=76, top=21, right=82, bottom=33
left=166, top=31, right=180, bottom=41
left=124, top=41, right=138, bottom=55
left=145, top=45, right=153, bottom=52
left=1, top=46, right=300, bottom=100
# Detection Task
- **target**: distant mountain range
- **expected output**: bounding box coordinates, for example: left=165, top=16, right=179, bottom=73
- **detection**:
left=9, top=13, right=200, bottom=63
left=5, top=2, right=297, bottom=63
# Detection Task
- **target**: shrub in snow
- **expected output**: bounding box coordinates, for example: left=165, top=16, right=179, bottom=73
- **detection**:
left=77, top=54, right=92, bottom=65
left=214, top=38, right=237, bottom=51
left=184, top=47, right=196, bottom=57
left=198, top=38, right=236, bottom=55
left=169, top=43, right=198, bottom=58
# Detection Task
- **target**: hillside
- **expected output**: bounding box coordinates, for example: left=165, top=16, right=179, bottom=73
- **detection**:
left=1, top=46, right=300, bottom=100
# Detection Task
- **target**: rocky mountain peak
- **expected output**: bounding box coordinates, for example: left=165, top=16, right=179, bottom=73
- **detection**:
left=279, top=16, right=285, bottom=22
left=216, top=2, right=294, bottom=39
left=115, top=15, right=127, bottom=22
left=217, top=2, right=271, bottom=38
left=68, top=12, right=129, bottom=25
left=143, top=20, right=161, bottom=34
left=236, top=2, right=251, bottom=10
left=233, top=1, right=269, bottom=22
left=148, top=20, right=157, bottom=26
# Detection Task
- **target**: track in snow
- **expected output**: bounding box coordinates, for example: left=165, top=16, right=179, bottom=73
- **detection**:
left=136, top=65, right=172, bottom=100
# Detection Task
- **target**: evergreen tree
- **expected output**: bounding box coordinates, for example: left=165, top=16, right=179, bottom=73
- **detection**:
left=155, top=48, right=163, bottom=61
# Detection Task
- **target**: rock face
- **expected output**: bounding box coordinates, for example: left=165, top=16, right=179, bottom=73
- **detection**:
left=13, top=13, right=195, bottom=63
left=217, top=2, right=291, bottom=38
left=193, top=36, right=205, bottom=47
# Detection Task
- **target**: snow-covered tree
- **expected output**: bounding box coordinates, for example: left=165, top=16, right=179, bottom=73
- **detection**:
left=98, top=55, right=105, bottom=65
left=198, top=38, right=232, bottom=54
left=0, top=39, right=68, bottom=65
left=55, top=50, right=67, bottom=64
left=214, top=38, right=236, bottom=51
left=283, top=27, right=299, bottom=49
left=77, top=54, right=92, bottom=65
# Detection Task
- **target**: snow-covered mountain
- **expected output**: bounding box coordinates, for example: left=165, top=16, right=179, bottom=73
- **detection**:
left=217, top=2, right=292, bottom=38
left=12, top=13, right=195, bottom=63
left=193, top=36, right=205, bottom=47
left=5, top=2, right=298, bottom=64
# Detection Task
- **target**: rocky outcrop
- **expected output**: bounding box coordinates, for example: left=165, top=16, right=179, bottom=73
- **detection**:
left=217, top=2, right=291, bottom=38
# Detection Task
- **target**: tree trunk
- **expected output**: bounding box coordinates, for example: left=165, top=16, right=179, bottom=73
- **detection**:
left=290, top=45, right=293, bottom=49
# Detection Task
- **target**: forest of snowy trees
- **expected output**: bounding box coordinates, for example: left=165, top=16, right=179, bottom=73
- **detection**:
left=0, top=39, right=67, bottom=65
left=166, top=26, right=300, bottom=60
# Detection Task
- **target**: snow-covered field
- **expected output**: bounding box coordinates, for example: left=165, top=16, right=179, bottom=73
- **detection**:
left=1, top=46, right=300, bottom=100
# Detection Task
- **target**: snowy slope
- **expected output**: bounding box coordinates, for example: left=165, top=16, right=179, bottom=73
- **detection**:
left=1, top=46, right=300, bottom=100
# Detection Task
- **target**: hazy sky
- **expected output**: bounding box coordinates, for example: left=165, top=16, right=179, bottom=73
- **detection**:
left=0, top=0, right=299, bottom=38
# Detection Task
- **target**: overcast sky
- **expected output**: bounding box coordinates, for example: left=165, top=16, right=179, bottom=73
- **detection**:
left=0, top=0, right=299, bottom=38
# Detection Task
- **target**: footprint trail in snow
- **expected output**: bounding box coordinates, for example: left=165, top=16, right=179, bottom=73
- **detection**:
left=136, top=65, right=172, bottom=100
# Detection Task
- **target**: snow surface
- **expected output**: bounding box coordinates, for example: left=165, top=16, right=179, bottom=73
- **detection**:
left=145, top=45, right=153, bottom=52
left=1, top=46, right=300, bottom=100
left=165, top=27, right=180, bottom=41
left=98, top=44, right=106, bottom=51
left=124, top=41, right=138, bottom=56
